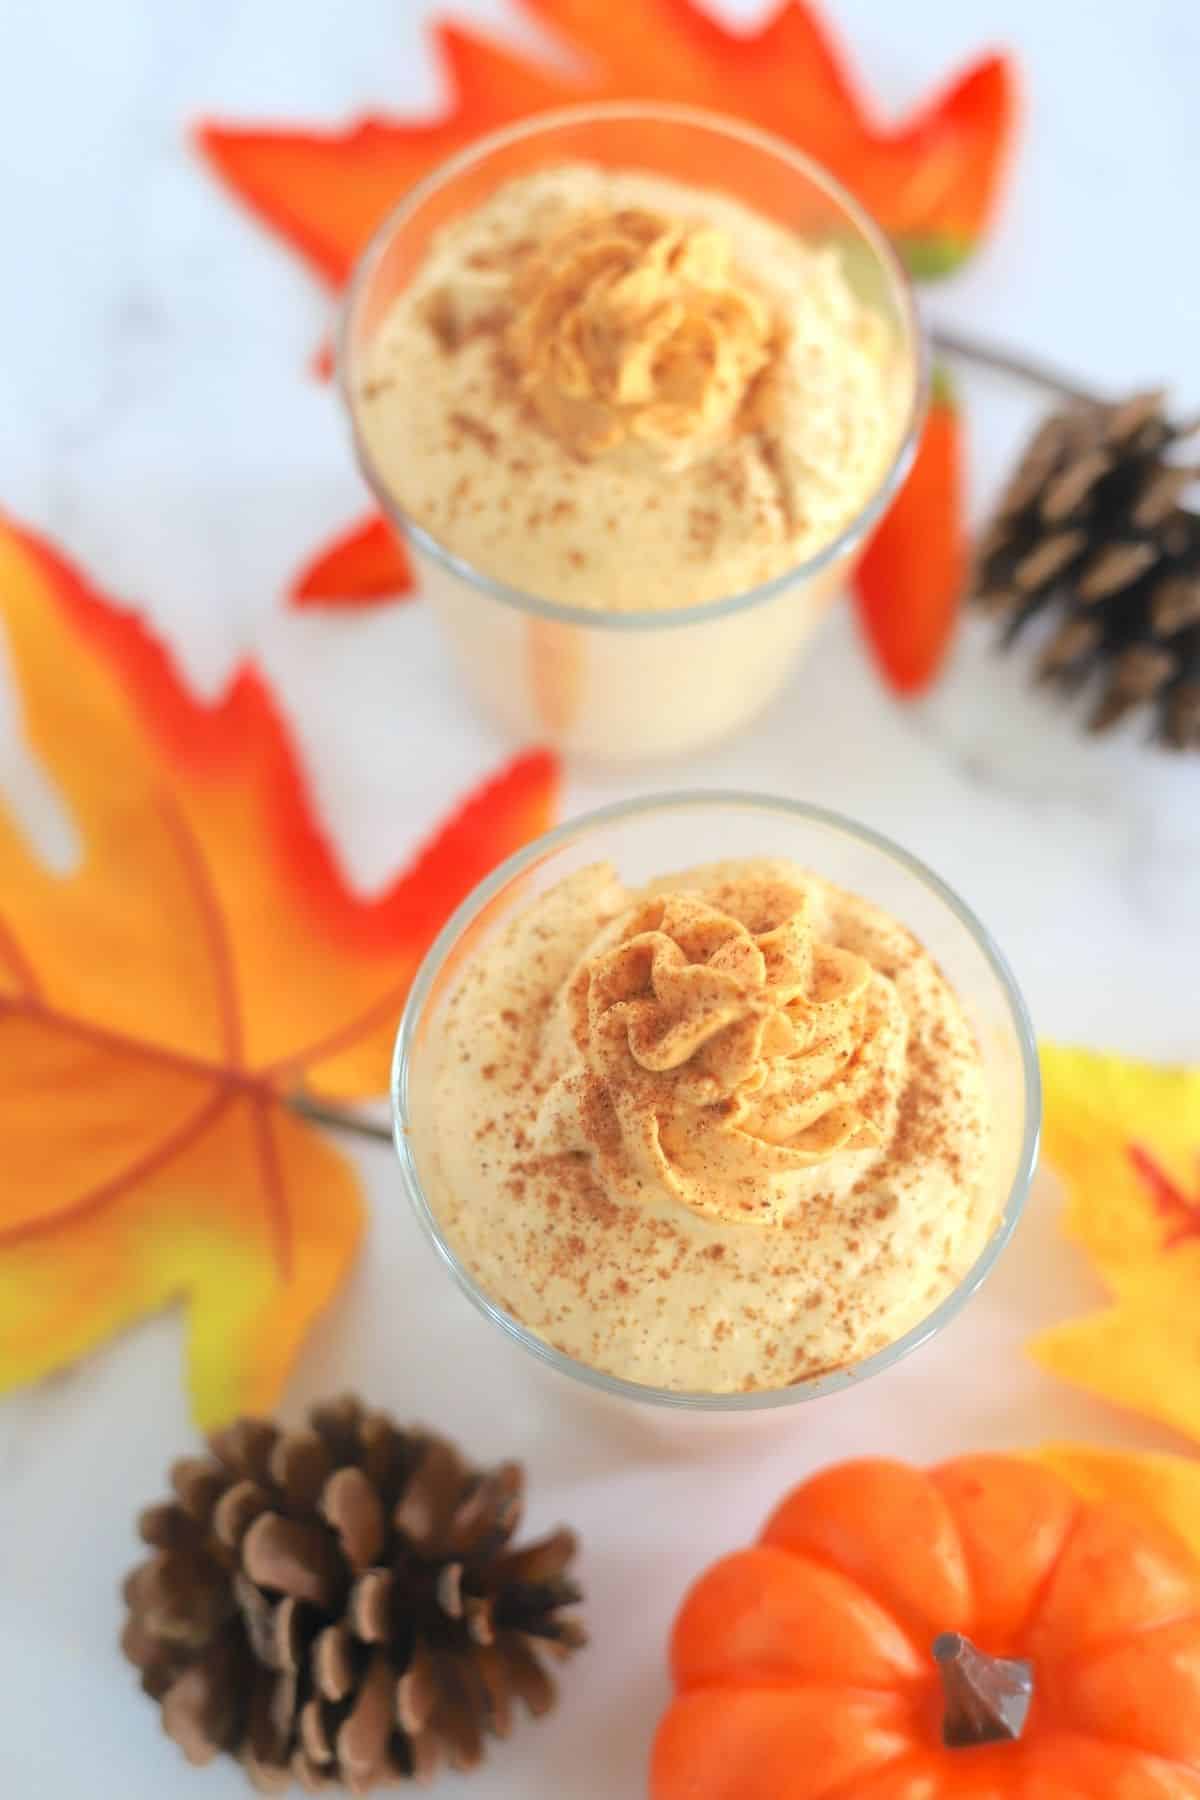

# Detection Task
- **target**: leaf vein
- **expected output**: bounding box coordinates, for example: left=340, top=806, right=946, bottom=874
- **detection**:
left=0, top=911, right=41, bottom=999
left=155, top=788, right=244, bottom=1065
left=0, top=1084, right=236, bottom=1247
left=250, top=1097, right=293, bottom=1280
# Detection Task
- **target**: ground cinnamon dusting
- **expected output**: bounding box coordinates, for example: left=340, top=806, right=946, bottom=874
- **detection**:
left=449, top=411, right=500, bottom=457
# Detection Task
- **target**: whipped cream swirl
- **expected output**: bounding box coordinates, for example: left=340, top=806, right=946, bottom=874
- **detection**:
left=505, top=207, right=774, bottom=461
left=535, top=877, right=902, bottom=1223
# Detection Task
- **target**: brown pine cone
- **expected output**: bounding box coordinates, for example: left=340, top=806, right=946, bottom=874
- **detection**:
left=121, top=1399, right=585, bottom=1792
left=971, top=389, right=1200, bottom=748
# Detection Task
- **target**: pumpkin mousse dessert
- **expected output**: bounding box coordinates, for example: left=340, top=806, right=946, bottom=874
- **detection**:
left=354, top=166, right=904, bottom=613
left=343, top=121, right=920, bottom=760
left=407, top=857, right=994, bottom=1394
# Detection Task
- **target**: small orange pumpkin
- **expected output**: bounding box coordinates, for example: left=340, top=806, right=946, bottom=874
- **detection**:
left=652, top=1455, right=1200, bottom=1798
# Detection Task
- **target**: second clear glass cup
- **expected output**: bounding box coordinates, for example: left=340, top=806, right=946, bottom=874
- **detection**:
left=392, top=794, right=1040, bottom=1422
left=341, top=104, right=926, bottom=764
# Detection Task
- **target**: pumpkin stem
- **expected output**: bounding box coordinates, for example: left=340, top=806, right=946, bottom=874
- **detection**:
left=933, top=1633, right=1034, bottom=1748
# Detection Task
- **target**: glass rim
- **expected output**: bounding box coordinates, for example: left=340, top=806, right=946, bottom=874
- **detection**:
left=391, top=791, right=1042, bottom=1412
left=338, top=100, right=929, bottom=633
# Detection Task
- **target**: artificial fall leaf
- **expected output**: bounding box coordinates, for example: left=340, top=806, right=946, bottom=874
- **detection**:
left=0, top=516, right=559, bottom=1425
left=289, top=512, right=414, bottom=608
left=197, top=0, right=1017, bottom=291
left=853, top=368, right=965, bottom=696
left=1029, top=1045, right=1200, bottom=1446
left=1031, top=1445, right=1200, bottom=1569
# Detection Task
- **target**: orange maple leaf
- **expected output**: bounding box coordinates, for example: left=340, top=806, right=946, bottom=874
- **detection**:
left=197, top=1, right=1017, bottom=290
left=0, top=517, right=559, bottom=1425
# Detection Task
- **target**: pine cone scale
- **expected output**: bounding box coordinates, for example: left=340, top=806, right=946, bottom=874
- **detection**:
left=1167, top=679, right=1200, bottom=748
left=1153, top=575, right=1200, bottom=635
left=349, top=1567, right=393, bottom=1643
left=171, top=1456, right=230, bottom=1524
left=1041, top=448, right=1111, bottom=521
left=427, top=1652, right=485, bottom=1770
left=1013, top=529, right=1087, bottom=593
left=139, top=1500, right=207, bottom=1553
left=1077, top=540, right=1159, bottom=601
left=214, top=1479, right=271, bottom=1551
left=163, top=1630, right=252, bottom=1766
left=210, top=1419, right=280, bottom=1483
left=396, top=1641, right=439, bottom=1736
left=322, top=1465, right=387, bottom=1571
left=392, top=1440, right=472, bottom=1554
left=471, top=1644, right=513, bottom=1738
left=446, top=1463, right=524, bottom=1557
left=236, top=1570, right=285, bottom=1668
left=272, top=1432, right=334, bottom=1513
left=1134, top=462, right=1198, bottom=527
left=298, top=1696, right=335, bottom=1766
left=1038, top=614, right=1101, bottom=678
left=336, top=1652, right=395, bottom=1784
left=488, top=1526, right=579, bottom=1588
left=312, top=1619, right=356, bottom=1704
left=497, top=1635, right=556, bottom=1717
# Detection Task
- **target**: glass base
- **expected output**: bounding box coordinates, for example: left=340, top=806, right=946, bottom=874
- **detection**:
left=414, top=538, right=852, bottom=762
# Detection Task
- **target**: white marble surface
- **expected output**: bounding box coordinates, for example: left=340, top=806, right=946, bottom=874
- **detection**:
left=1, top=1, right=1199, bottom=1794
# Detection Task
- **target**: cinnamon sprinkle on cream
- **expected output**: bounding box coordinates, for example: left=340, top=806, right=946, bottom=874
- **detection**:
left=409, top=857, right=994, bottom=1393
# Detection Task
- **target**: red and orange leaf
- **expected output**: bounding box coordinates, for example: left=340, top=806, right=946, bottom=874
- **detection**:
left=290, top=513, right=413, bottom=608
left=533, top=0, right=871, bottom=130
left=201, top=3, right=1012, bottom=617
left=197, top=2, right=1018, bottom=291
left=1029, top=1046, right=1200, bottom=1447
left=894, top=54, right=1017, bottom=277
left=526, top=6, right=1018, bottom=270
left=0, top=516, right=559, bottom=1423
left=854, top=370, right=965, bottom=696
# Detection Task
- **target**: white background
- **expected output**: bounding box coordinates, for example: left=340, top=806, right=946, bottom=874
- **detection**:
left=1, top=1, right=1198, bottom=1793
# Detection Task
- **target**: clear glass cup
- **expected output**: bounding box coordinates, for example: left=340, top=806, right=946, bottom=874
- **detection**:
left=392, top=794, right=1040, bottom=1418
left=340, top=104, right=926, bottom=764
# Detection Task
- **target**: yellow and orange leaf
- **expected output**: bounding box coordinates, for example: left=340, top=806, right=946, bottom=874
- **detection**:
left=1031, top=1445, right=1200, bottom=1570
left=0, top=517, right=559, bottom=1423
left=1029, top=1045, right=1200, bottom=1446
left=197, top=2, right=1018, bottom=291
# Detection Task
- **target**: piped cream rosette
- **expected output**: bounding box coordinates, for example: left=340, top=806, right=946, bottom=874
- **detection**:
left=535, top=875, right=905, bottom=1224
left=506, top=207, right=775, bottom=463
